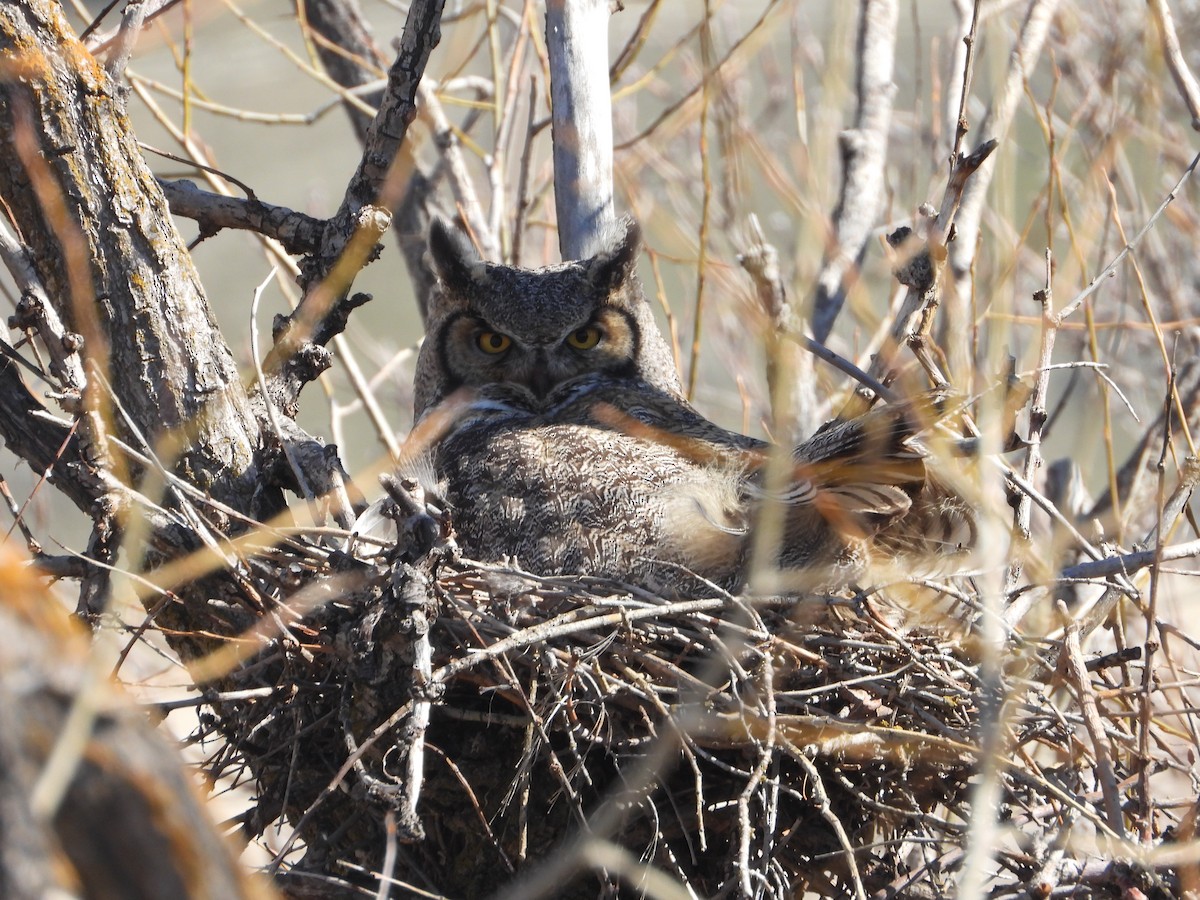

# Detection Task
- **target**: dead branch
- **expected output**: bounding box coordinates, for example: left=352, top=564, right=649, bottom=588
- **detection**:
left=159, top=179, right=326, bottom=255
left=266, top=0, right=446, bottom=408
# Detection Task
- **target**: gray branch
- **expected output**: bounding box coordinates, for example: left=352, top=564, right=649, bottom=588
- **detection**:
left=547, top=0, right=615, bottom=259
left=159, top=179, right=325, bottom=255
left=267, top=0, right=446, bottom=405
left=811, top=0, right=898, bottom=343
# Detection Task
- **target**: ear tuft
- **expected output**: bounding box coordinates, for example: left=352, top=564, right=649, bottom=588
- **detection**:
left=427, top=216, right=481, bottom=289
left=587, top=215, right=642, bottom=292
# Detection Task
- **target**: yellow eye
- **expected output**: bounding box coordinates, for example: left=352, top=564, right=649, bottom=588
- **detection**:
left=477, top=331, right=512, bottom=354
left=565, top=326, right=601, bottom=350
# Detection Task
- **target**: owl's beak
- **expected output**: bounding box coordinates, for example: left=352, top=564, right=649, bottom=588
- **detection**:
left=527, top=353, right=553, bottom=398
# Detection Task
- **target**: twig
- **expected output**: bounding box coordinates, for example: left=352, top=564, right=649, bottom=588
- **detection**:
left=84, top=0, right=178, bottom=52
left=738, top=214, right=818, bottom=441
left=128, top=71, right=363, bottom=125
left=612, top=3, right=783, bottom=152
left=1057, top=538, right=1200, bottom=581
left=1058, top=602, right=1125, bottom=838
left=1143, top=455, right=1200, bottom=547
left=686, top=0, right=714, bottom=402
left=510, top=74, right=540, bottom=266
left=487, top=0, right=532, bottom=254
left=1005, top=250, right=1056, bottom=597
left=398, top=563, right=433, bottom=842
left=250, top=269, right=318, bottom=507
left=419, top=79, right=497, bottom=259
left=1057, top=150, right=1200, bottom=322
left=0, top=474, right=42, bottom=554
left=1138, top=373, right=1174, bottom=842
left=786, top=745, right=867, bottom=900
left=1148, top=0, right=1200, bottom=131
left=424, top=743, right=514, bottom=872
left=736, top=651, right=779, bottom=897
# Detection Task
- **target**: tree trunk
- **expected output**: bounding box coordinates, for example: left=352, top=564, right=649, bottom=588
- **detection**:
left=0, top=0, right=267, bottom=515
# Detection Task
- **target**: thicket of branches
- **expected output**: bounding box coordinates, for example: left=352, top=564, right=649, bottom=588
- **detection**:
left=2, top=0, right=1200, bottom=898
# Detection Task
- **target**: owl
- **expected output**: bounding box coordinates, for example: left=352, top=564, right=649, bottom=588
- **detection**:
left=397, top=216, right=974, bottom=596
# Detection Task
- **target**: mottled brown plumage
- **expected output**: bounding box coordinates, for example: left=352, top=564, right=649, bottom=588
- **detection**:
left=404, top=217, right=974, bottom=594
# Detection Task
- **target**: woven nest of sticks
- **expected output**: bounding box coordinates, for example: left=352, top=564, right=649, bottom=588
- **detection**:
left=189, top=500, right=1189, bottom=900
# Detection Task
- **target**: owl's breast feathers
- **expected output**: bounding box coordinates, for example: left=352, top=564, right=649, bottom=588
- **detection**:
left=436, top=407, right=749, bottom=594
left=426, top=385, right=974, bottom=592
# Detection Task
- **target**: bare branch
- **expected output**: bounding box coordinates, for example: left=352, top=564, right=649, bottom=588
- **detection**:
left=811, top=0, right=898, bottom=343
left=267, top=0, right=445, bottom=405
left=101, top=0, right=147, bottom=81
left=158, top=179, right=325, bottom=255
left=1058, top=604, right=1126, bottom=838
left=547, top=0, right=614, bottom=258
left=944, top=0, right=1060, bottom=376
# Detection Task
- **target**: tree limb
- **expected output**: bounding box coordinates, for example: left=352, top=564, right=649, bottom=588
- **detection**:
left=266, top=0, right=446, bottom=410
left=811, top=0, right=898, bottom=344
left=547, top=0, right=615, bottom=259
left=0, top=0, right=271, bottom=517
left=159, top=179, right=326, bottom=255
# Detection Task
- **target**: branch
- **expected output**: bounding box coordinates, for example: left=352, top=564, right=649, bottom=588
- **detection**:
left=158, top=179, right=325, bottom=255
left=300, top=0, right=443, bottom=313
left=811, top=0, right=898, bottom=343
left=267, top=0, right=446, bottom=407
left=547, top=0, right=615, bottom=258
left=943, top=0, right=1060, bottom=378
left=0, top=0, right=269, bottom=516
left=0, top=356, right=98, bottom=514
left=0, top=219, right=86, bottom=396
left=101, top=0, right=147, bottom=81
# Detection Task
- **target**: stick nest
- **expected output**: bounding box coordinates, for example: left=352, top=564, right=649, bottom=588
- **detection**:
left=189, top=524, right=1190, bottom=900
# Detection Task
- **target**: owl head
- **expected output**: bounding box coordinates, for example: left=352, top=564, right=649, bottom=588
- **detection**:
left=413, top=216, right=682, bottom=418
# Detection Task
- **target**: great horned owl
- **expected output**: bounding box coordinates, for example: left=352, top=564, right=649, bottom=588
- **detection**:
left=400, top=217, right=973, bottom=595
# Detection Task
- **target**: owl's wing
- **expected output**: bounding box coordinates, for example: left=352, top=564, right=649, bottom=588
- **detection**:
left=776, top=394, right=977, bottom=554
